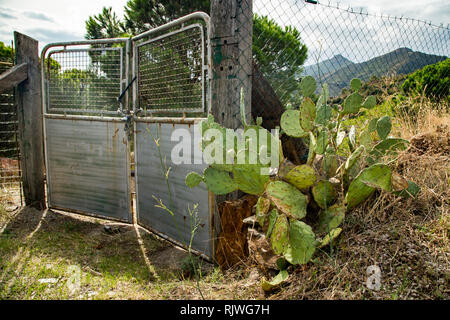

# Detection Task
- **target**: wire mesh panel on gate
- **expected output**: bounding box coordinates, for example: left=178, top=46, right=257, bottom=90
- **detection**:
left=136, top=24, right=206, bottom=114
left=45, top=47, right=124, bottom=115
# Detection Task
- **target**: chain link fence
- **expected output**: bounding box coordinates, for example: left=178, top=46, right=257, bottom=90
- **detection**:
left=0, top=58, right=23, bottom=205
left=249, top=0, right=449, bottom=105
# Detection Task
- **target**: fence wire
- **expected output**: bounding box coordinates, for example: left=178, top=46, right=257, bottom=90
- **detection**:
left=0, top=60, right=22, bottom=204
left=249, top=0, right=449, bottom=104
left=45, top=47, right=123, bottom=115
left=137, top=24, right=205, bottom=114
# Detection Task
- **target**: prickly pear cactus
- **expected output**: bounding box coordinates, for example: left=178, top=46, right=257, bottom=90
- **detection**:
left=186, top=77, right=418, bottom=280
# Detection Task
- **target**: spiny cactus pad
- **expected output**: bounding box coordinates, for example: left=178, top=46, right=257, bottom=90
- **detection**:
left=368, top=117, right=379, bottom=132
left=232, top=164, right=269, bottom=195
left=376, top=116, right=392, bottom=140
left=394, top=180, right=421, bottom=199
left=345, top=145, right=365, bottom=172
left=345, top=164, right=392, bottom=209
left=350, top=78, right=362, bottom=92
left=203, top=167, right=237, bottom=195
left=270, top=214, right=290, bottom=255
left=266, top=181, right=308, bottom=220
left=280, top=109, right=307, bottom=138
left=266, top=208, right=279, bottom=238
left=362, top=95, right=376, bottom=109
left=318, top=204, right=346, bottom=233
left=342, top=92, right=363, bottom=115
left=315, top=104, right=332, bottom=125
left=261, top=270, right=289, bottom=292
left=312, top=180, right=337, bottom=209
left=368, top=138, right=409, bottom=164
left=284, top=220, right=316, bottom=265
left=284, top=165, right=316, bottom=190
left=300, top=75, right=317, bottom=97
left=319, top=228, right=342, bottom=248
left=300, top=97, right=316, bottom=132
left=323, top=153, right=338, bottom=177
left=255, top=197, right=271, bottom=226
left=359, top=130, right=372, bottom=149
left=185, top=172, right=204, bottom=188
left=315, top=130, right=329, bottom=155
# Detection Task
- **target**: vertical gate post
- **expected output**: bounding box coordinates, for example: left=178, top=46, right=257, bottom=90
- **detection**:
left=210, top=0, right=253, bottom=128
left=14, top=32, right=45, bottom=208
left=209, top=0, right=253, bottom=261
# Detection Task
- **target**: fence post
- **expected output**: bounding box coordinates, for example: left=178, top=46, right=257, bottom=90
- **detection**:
left=14, top=32, right=45, bottom=208
left=210, top=0, right=253, bottom=128
left=209, top=0, right=253, bottom=262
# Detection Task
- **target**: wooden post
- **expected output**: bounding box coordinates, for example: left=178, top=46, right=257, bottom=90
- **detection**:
left=210, top=0, right=253, bottom=128
left=14, top=32, right=45, bottom=208
left=209, top=0, right=253, bottom=262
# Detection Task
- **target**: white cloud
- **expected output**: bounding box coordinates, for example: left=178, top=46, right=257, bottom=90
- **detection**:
left=0, top=0, right=126, bottom=49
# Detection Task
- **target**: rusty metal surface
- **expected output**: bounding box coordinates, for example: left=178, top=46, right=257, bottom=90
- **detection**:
left=135, top=121, right=212, bottom=257
left=45, top=117, right=131, bottom=222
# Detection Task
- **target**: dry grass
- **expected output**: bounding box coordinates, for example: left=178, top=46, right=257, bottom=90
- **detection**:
left=270, top=97, right=449, bottom=300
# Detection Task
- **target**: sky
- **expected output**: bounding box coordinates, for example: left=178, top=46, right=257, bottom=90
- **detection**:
left=0, top=0, right=448, bottom=60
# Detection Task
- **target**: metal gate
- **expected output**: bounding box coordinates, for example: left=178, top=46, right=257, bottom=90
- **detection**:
left=41, top=38, right=132, bottom=222
left=41, top=12, right=215, bottom=259
left=132, top=12, right=214, bottom=258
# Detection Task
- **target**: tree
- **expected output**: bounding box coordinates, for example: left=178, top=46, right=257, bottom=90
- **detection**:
left=253, top=14, right=308, bottom=106
left=123, top=0, right=210, bottom=34
left=0, top=42, right=14, bottom=63
left=85, top=7, right=127, bottom=39
left=402, top=58, right=449, bottom=102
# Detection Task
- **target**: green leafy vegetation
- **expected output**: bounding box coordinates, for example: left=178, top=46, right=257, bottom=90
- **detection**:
left=401, top=58, right=450, bottom=102
left=186, top=77, right=418, bottom=290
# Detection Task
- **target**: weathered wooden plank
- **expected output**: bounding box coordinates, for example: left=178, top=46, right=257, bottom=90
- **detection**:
left=0, top=63, right=28, bottom=93
left=210, top=0, right=253, bottom=128
left=14, top=32, right=45, bottom=208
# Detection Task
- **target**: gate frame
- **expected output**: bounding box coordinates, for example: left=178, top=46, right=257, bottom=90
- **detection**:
left=40, top=37, right=133, bottom=223
left=131, top=12, right=216, bottom=260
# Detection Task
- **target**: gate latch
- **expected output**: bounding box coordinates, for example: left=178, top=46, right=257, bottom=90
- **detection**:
left=117, top=76, right=137, bottom=104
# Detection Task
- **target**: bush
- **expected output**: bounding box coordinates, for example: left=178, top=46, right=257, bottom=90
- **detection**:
left=401, top=59, right=450, bottom=102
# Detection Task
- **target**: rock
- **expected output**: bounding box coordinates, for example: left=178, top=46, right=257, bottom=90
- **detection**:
left=38, top=278, right=58, bottom=284
left=104, top=225, right=121, bottom=235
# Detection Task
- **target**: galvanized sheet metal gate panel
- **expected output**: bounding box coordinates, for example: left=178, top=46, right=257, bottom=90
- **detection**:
left=135, top=122, right=212, bottom=257
left=132, top=13, right=214, bottom=258
left=41, top=12, right=215, bottom=259
left=45, top=118, right=131, bottom=221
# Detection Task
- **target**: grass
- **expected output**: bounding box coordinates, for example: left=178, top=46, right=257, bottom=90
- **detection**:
left=0, top=206, right=262, bottom=300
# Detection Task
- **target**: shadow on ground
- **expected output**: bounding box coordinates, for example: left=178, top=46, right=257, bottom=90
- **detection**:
left=1, top=206, right=210, bottom=284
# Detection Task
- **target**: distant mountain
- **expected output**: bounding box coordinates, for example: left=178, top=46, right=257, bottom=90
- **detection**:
left=303, top=54, right=355, bottom=78
left=303, top=48, right=448, bottom=96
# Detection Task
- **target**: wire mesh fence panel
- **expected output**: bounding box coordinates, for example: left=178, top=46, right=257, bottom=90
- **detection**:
left=45, top=47, right=124, bottom=116
left=0, top=60, right=22, bottom=202
left=251, top=0, right=449, bottom=103
left=135, top=23, right=207, bottom=115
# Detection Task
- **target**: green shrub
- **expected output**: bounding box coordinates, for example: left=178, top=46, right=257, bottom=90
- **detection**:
left=401, top=59, right=450, bottom=101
